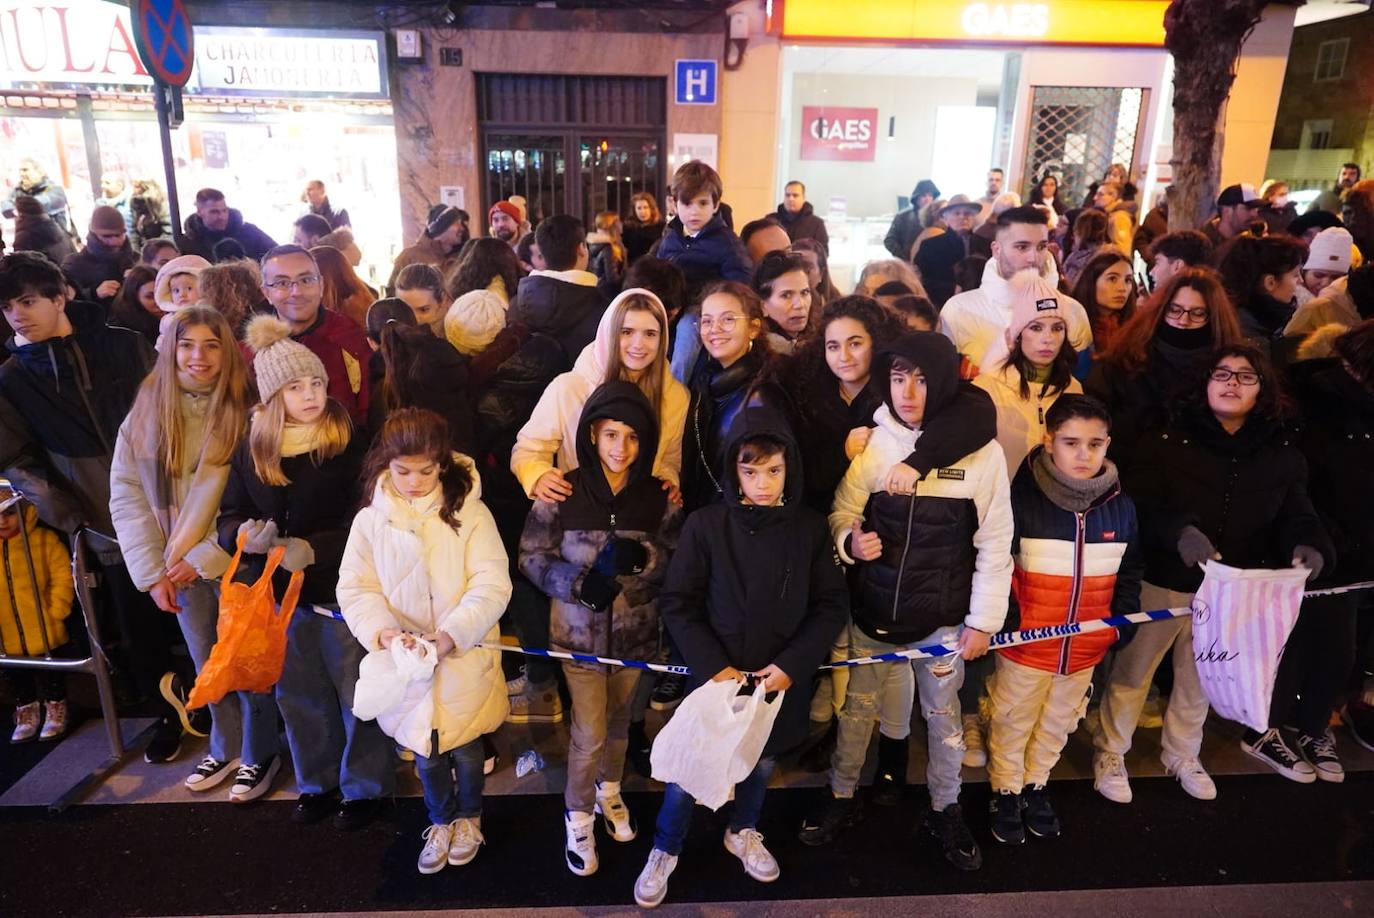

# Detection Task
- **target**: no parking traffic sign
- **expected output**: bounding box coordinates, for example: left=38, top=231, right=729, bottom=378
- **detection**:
left=131, top=0, right=196, bottom=87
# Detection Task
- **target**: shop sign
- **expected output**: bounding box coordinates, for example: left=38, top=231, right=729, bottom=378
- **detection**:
left=776, top=0, right=1169, bottom=48
left=1, top=2, right=388, bottom=98
left=0, top=1, right=150, bottom=85
left=194, top=27, right=387, bottom=99
left=800, top=106, right=877, bottom=162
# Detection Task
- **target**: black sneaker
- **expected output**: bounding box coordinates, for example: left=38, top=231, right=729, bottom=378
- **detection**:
left=1342, top=702, right=1374, bottom=753
left=143, top=714, right=183, bottom=764
left=1296, top=729, right=1345, bottom=783
left=650, top=673, right=686, bottom=712
left=292, top=789, right=341, bottom=824
left=1242, top=728, right=1316, bottom=783
left=798, top=720, right=838, bottom=774
left=1023, top=785, right=1061, bottom=838
left=334, top=797, right=382, bottom=830
left=922, top=803, right=983, bottom=871
left=627, top=720, right=653, bottom=779
left=229, top=755, right=282, bottom=804
left=798, top=791, right=863, bottom=847
left=158, top=671, right=207, bottom=738
left=988, top=790, right=1025, bottom=844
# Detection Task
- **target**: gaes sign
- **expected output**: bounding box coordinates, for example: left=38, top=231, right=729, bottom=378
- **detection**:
left=800, top=106, right=878, bottom=162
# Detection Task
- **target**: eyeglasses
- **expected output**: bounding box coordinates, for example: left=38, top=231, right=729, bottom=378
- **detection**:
left=264, top=274, right=321, bottom=292
left=1166, top=304, right=1208, bottom=321
left=700, top=313, right=745, bottom=333
left=1210, top=367, right=1260, bottom=386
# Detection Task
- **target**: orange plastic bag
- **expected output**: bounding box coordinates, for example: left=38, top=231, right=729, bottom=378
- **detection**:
left=188, top=534, right=304, bottom=709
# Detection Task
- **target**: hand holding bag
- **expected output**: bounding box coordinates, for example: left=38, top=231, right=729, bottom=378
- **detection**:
left=188, top=534, right=304, bottom=708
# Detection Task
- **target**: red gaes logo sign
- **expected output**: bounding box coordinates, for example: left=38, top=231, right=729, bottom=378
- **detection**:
left=801, top=106, right=878, bottom=162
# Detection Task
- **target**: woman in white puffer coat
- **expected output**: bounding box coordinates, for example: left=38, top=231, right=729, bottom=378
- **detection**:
left=510, top=288, right=688, bottom=504
left=337, top=408, right=512, bottom=877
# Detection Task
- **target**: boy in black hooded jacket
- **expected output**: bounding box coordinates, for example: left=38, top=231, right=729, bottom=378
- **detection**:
left=633, top=403, right=849, bottom=909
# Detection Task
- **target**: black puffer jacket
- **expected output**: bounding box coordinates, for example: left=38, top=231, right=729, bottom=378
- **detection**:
left=1291, top=359, right=1374, bottom=584
left=507, top=273, right=608, bottom=369
left=623, top=219, right=664, bottom=264
left=217, top=432, right=367, bottom=606
left=831, top=333, right=1013, bottom=644
left=1124, top=407, right=1333, bottom=594
left=181, top=209, right=277, bottom=262
left=0, top=300, right=153, bottom=556
left=11, top=212, right=75, bottom=265
left=659, top=403, right=849, bottom=756
left=366, top=331, right=475, bottom=454
left=775, top=202, right=829, bottom=250
left=62, top=235, right=138, bottom=308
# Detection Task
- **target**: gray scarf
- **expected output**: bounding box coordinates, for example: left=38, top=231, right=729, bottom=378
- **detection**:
left=1031, top=448, right=1119, bottom=513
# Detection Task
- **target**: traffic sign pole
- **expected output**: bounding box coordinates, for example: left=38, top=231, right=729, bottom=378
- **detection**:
left=154, top=82, right=183, bottom=245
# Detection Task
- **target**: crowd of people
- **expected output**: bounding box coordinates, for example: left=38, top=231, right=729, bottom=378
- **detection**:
left=0, top=151, right=1371, bottom=908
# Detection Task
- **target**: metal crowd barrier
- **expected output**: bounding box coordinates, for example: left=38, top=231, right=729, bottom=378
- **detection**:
left=0, top=481, right=130, bottom=811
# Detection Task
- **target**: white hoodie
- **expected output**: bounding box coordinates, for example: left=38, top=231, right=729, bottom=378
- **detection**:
left=337, top=456, right=512, bottom=757
left=510, top=288, right=687, bottom=496
left=939, top=258, right=1093, bottom=372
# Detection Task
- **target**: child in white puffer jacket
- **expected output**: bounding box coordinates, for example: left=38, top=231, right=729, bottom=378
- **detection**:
left=337, top=408, right=512, bottom=877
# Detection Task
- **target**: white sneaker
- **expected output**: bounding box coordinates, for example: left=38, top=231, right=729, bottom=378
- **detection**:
left=185, top=755, right=236, bottom=792
left=724, top=827, right=780, bottom=883
left=418, top=821, right=454, bottom=875
left=448, top=816, right=484, bottom=865
left=634, top=848, right=679, bottom=909
left=564, top=810, right=599, bottom=876
left=961, top=714, right=987, bottom=768
left=595, top=780, right=637, bottom=842
left=1161, top=751, right=1217, bottom=800
left=10, top=701, right=39, bottom=743
left=1093, top=750, right=1133, bottom=804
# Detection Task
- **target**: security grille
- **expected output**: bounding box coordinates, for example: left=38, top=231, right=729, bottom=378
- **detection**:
left=1021, top=86, right=1148, bottom=206
left=478, top=73, right=665, bottom=222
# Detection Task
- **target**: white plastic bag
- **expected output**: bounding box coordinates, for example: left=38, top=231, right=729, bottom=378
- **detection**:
left=352, top=637, right=438, bottom=722
left=650, top=679, right=783, bottom=811
left=1191, top=561, right=1309, bottom=733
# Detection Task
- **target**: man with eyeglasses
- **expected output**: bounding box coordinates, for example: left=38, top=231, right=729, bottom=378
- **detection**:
left=258, top=245, right=371, bottom=425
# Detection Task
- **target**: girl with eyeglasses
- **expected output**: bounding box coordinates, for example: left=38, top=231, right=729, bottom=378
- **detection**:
left=680, top=281, right=789, bottom=513
left=1086, top=267, right=1243, bottom=467
left=1092, top=344, right=1333, bottom=805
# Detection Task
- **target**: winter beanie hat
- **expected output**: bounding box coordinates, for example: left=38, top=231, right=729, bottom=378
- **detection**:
left=489, top=201, right=521, bottom=226
left=425, top=206, right=464, bottom=239
left=89, top=206, right=126, bottom=234
left=444, top=285, right=507, bottom=356
left=1004, top=268, right=1068, bottom=348
left=154, top=254, right=211, bottom=312
left=1304, top=227, right=1353, bottom=274
left=245, top=314, right=328, bottom=404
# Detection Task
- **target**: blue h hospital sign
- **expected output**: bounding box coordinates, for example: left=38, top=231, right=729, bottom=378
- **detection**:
left=675, top=59, right=717, bottom=105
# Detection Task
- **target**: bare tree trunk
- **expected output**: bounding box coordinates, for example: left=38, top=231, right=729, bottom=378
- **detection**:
left=1164, top=0, right=1302, bottom=232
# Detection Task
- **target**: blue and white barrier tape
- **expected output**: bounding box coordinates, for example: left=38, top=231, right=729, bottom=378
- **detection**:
left=329, top=580, right=1374, bottom=677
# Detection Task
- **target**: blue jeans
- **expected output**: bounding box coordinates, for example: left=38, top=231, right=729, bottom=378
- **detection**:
left=275, top=611, right=395, bottom=800
left=415, top=732, right=485, bottom=824
left=832, top=624, right=965, bottom=809
left=176, top=580, right=278, bottom=765
left=652, top=755, right=777, bottom=856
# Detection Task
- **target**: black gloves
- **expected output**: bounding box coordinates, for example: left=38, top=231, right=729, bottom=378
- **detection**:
left=576, top=570, right=622, bottom=613
left=593, top=537, right=647, bottom=577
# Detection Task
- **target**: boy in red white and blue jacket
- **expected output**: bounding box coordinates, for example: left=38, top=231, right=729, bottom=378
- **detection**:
left=986, top=394, right=1142, bottom=845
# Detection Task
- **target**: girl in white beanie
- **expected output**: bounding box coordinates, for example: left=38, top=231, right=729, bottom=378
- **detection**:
left=216, top=314, right=395, bottom=828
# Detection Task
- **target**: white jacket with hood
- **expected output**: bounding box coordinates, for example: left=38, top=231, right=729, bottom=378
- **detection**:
left=973, top=362, right=1083, bottom=478
left=510, top=287, right=687, bottom=497
left=939, top=258, right=1093, bottom=372
left=337, top=455, right=512, bottom=757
